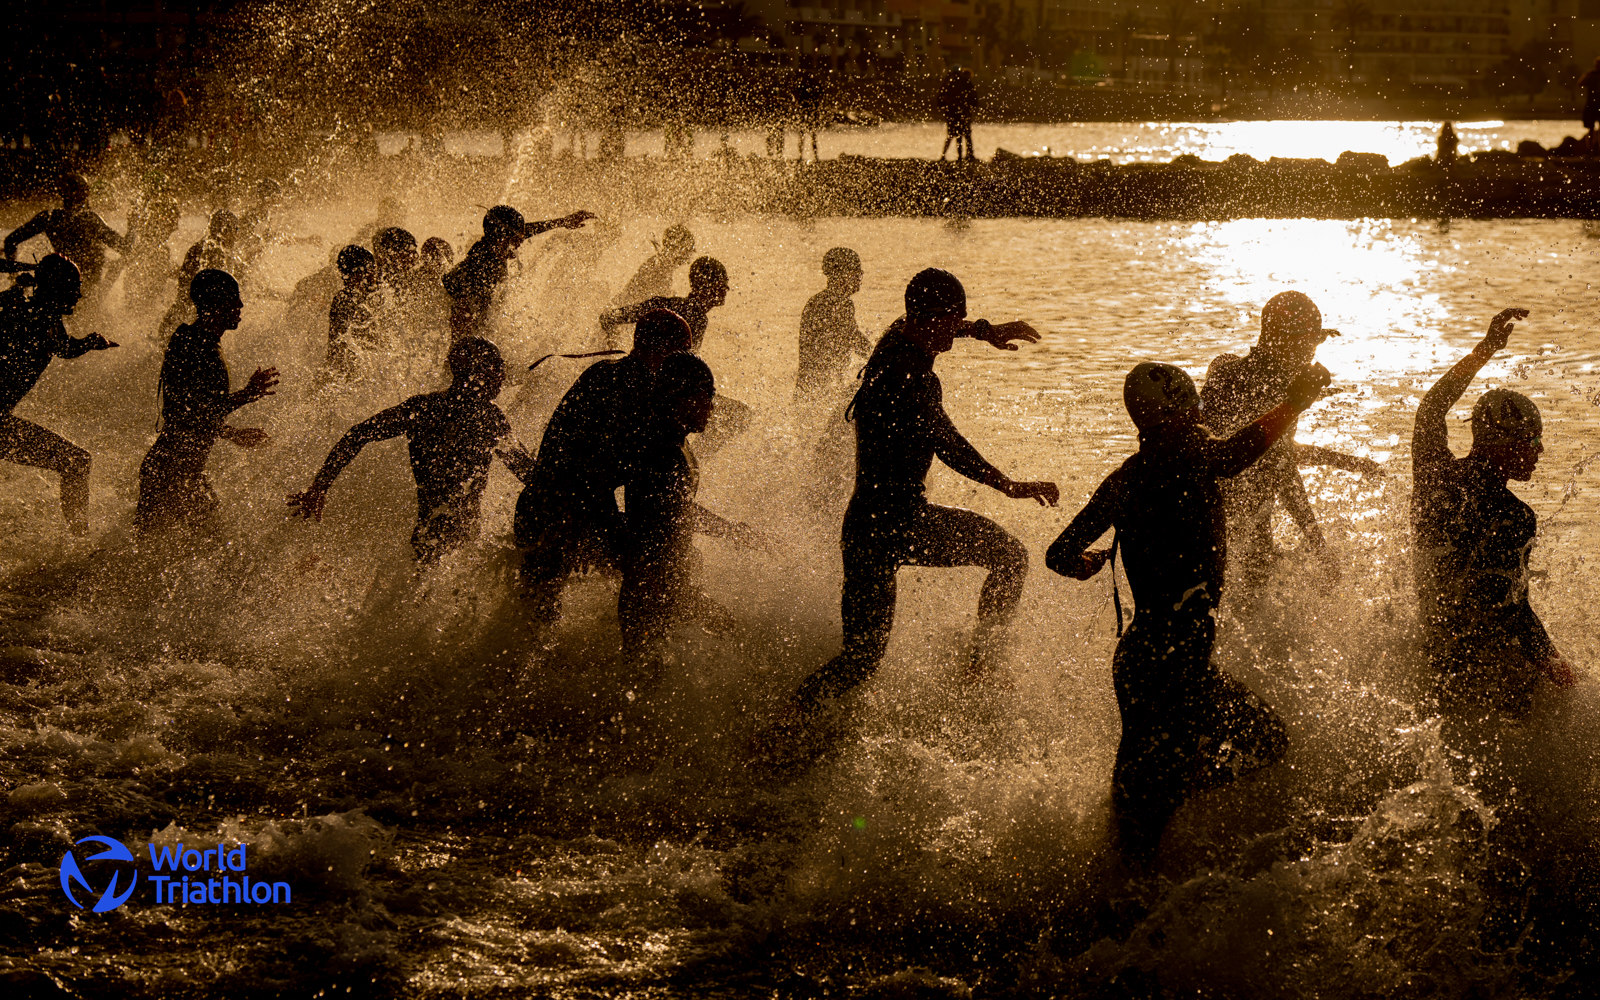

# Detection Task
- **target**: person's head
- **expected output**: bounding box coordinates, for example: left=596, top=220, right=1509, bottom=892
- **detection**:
left=31, top=254, right=82, bottom=314
left=661, top=224, right=695, bottom=263
left=189, top=268, right=243, bottom=330
left=420, top=236, right=454, bottom=275
left=58, top=172, right=90, bottom=209
left=1123, top=361, right=1201, bottom=433
left=653, top=352, right=716, bottom=436
left=1470, top=388, right=1543, bottom=480
left=483, top=205, right=529, bottom=254
left=688, top=256, right=729, bottom=306
left=254, top=177, right=282, bottom=204
left=902, top=267, right=967, bottom=353
left=1258, top=290, right=1334, bottom=365
left=446, top=336, right=506, bottom=400
left=372, top=227, right=419, bottom=276
left=822, top=246, right=862, bottom=294
left=207, top=209, right=240, bottom=247
left=336, top=244, right=377, bottom=290
left=632, top=308, right=694, bottom=362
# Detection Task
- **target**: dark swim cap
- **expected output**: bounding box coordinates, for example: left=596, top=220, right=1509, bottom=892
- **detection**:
left=33, top=254, right=81, bottom=298
left=208, top=209, right=240, bottom=242
left=822, top=247, right=862, bottom=276
left=633, top=308, right=693, bottom=354
left=1471, top=388, right=1541, bottom=446
left=372, top=227, right=417, bottom=255
left=662, top=224, right=695, bottom=252
left=58, top=172, right=90, bottom=204
left=421, top=236, right=454, bottom=264
left=189, top=268, right=240, bottom=308
left=1260, top=290, right=1335, bottom=348
left=336, top=244, right=375, bottom=276
left=1124, top=362, right=1200, bottom=430
left=689, top=256, right=727, bottom=290
left=905, top=268, right=966, bottom=320
left=656, top=352, right=715, bottom=401
left=447, top=336, right=504, bottom=383
left=483, top=205, right=527, bottom=238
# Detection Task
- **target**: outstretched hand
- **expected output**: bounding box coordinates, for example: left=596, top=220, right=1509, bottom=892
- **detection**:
left=287, top=488, right=327, bottom=522
left=1003, top=478, right=1059, bottom=506
left=82, top=333, right=118, bottom=351
left=236, top=367, right=280, bottom=406
left=1285, top=363, right=1333, bottom=411
left=558, top=210, right=597, bottom=229
left=1480, top=307, right=1529, bottom=355
left=973, top=320, right=1041, bottom=351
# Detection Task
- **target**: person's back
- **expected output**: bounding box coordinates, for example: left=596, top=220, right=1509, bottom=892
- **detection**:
left=797, top=246, right=868, bottom=399
left=523, top=354, right=651, bottom=510
left=1201, top=347, right=1299, bottom=504
left=398, top=389, right=509, bottom=530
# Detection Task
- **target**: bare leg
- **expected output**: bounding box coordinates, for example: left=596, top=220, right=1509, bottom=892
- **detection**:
left=0, top=415, right=91, bottom=535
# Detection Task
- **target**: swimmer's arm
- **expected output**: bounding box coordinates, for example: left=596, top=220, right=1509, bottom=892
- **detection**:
left=929, top=398, right=1059, bottom=505
left=960, top=319, right=1041, bottom=351
left=1213, top=366, right=1333, bottom=478
left=1511, top=600, right=1576, bottom=687
left=495, top=440, right=539, bottom=484
left=1045, top=474, right=1121, bottom=579
left=59, top=333, right=117, bottom=358
left=1297, top=444, right=1384, bottom=477
left=1276, top=471, right=1325, bottom=548
left=89, top=212, right=134, bottom=255
left=3, top=212, right=48, bottom=258
left=690, top=504, right=768, bottom=551
left=1415, top=308, right=1527, bottom=467
left=525, top=210, right=596, bottom=236
left=599, top=301, right=646, bottom=331
left=288, top=404, right=413, bottom=519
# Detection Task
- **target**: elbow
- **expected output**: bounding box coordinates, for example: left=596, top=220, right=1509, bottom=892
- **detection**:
left=1044, top=545, right=1072, bottom=578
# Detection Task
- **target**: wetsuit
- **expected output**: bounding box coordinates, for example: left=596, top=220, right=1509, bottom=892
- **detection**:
left=326, top=284, right=380, bottom=375
left=307, top=391, right=511, bottom=562
left=619, top=435, right=701, bottom=662
left=604, top=296, right=748, bottom=452
left=1412, top=365, right=1555, bottom=717
left=1046, top=420, right=1290, bottom=861
left=796, top=287, right=870, bottom=400
left=136, top=324, right=237, bottom=535
left=443, top=240, right=506, bottom=340
left=791, top=320, right=1028, bottom=711
left=516, top=354, right=654, bottom=616
left=4, top=207, right=131, bottom=291
left=616, top=254, right=680, bottom=307
left=0, top=287, right=93, bottom=524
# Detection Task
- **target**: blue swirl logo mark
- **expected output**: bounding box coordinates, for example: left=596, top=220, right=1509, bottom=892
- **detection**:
left=59, top=836, right=140, bottom=913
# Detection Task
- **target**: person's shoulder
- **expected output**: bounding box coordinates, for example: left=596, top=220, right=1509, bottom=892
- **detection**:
left=1203, top=351, right=1245, bottom=384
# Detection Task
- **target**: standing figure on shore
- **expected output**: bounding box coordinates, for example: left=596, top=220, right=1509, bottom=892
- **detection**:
left=136, top=270, right=278, bottom=538
left=0, top=255, right=116, bottom=536
left=443, top=206, right=595, bottom=341
left=4, top=173, right=133, bottom=302
left=777, top=269, right=1058, bottom=731
left=793, top=67, right=825, bottom=163
left=1436, top=122, right=1459, bottom=168
left=289, top=338, right=525, bottom=563
left=616, top=224, right=695, bottom=308
left=516, top=309, right=694, bottom=622
left=1200, top=291, right=1381, bottom=593
left=1047, top=360, right=1331, bottom=864
left=795, top=247, right=871, bottom=404
left=937, top=68, right=977, bottom=162
left=1581, top=57, right=1600, bottom=133
left=1411, top=307, right=1576, bottom=719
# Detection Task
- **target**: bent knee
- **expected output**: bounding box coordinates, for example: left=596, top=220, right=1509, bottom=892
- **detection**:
left=990, top=533, right=1028, bottom=577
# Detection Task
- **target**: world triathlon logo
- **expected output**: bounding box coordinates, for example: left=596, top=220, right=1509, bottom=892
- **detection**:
left=58, top=835, right=293, bottom=911
left=58, top=836, right=139, bottom=912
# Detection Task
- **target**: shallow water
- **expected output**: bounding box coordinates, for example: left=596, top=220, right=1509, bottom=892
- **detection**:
left=3, top=189, right=1600, bottom=997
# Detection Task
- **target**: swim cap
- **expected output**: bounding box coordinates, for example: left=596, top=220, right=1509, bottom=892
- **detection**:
left=33, top=254, right=81, bottom=298
left=58, top=172, right=89, bottom=204
left=656, top=352, right=715, bottom=401
left=662, top=224, right=695, bottom=253
left=483, top=205, right=526, bottom=238
left=1471, top=388, right=1541, bottom=446
left=421, top=236, right=454, bottom=264
left=1260, top=291, right=1335, bottom=347
left=633, top=308, right=694, bottom=354
left=208, top=209, right=240, bottom=242
left=822, top=247, right=862, bottom=276
left=447, top=336, right=504, bottom=384
left=905, top=268, right=967, bottom=320
left=336, top=244, right=374, bottom=276
left=689, top=256, right=728, bottom=290
left=373, top=227, right=417, bottom=256
left=1124, top=362, right=1200, bottom=430
left=189, top=268, right=240, bottom=309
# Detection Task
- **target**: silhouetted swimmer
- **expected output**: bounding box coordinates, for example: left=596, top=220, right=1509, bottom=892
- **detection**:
left=443, top=206, right=594, bottom=340
left=1201, top=291, right=1381, bottom=592
left=779, top=268, right=1059, bottom=729
left=795, top=247, right=871, bottom=403
left=1047, top=360, right=1331, bottom=864
left=515, top=309, right=694, bottom=622
left=325, top=245, right=379, bottom=376
left=619, top=353, right=764, bottom=670
left=419, top=237, right=454, bottom=280
left=1412, top=308, right=1576, bottom=718
left=0, top=255, right=116, bottom=535
left=289, top=338, right=523, bottom=563
left=122, top=198, right=181, bottom=312
left=3, top=173, right=133, bottom=296
left=160, top=211, right=244, bottom=340
left=616, top=225, right=695, bottom=307
left=136, top=270, right=278, bottom=538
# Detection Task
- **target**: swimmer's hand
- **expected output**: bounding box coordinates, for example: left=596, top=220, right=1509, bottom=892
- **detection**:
left=1002, top=478, right=1059, bottom=506
left=81, top=333, right=117, bottom=351
left=1545, top=650, right=1578, bottom=688
left=968, top=319, right=1040, bottom=351
left=287, top=487, right=327, bottom=521
left=1478, top=307, right=1528, bottom=355
left=221, top=426, right=270, bottom=448
left=1285, top=363, right=1333, bottom=411
left=232, top=367, right=280, bottom=407
left=1065, top=548, right=1111, bottom=580
left=556, top=210, right=596, bottom=230
left=496, top=442, right=539, bottom=483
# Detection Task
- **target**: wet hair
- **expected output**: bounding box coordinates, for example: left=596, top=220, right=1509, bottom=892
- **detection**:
left=208, top=209, right=240, bottom=243
left=662, top=224, right=695, bottom=253
left=1471, top=388, right=1541, bottom=447
left=905, top=267, right=966, bottom=320
left=633, top=308, right=694, bottom=355
left=822, top=247, right=862, bottom=277
left=483, top=205, right=526, bottom=238
left=446, top=336, right=504, bottom=386
left=33, top=254, right=81, bottom=298
left=421, top=236, right=454, bottom=265
left=1123, top=362, right=1200, bottom=431
left=372, top=227, right=417, bottom=256
left=688, top=256, right=727, bottom=290
left=189, top=268, right=240, bottom=309
left=1259, top=291, right=1323, bottom=348
left=336, top=244, right=375, bottom=277
left=58, top=172, right=90, bottom=205
left=655, top=352, right=715, bottom=403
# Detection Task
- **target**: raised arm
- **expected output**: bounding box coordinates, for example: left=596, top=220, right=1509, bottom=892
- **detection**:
left=3, top=212, right=50, bottom=259
left=1046, top=471, right=1123, bottom=580
left=525, top=210, right=596, bottom=237
left=1207, top=364, right=1333, bottom=479
left=287, top=403, right=413, bottom=520
left=1415, top=308, right=1526, bottom=468
left=58, top=332, right=117, bottom=358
